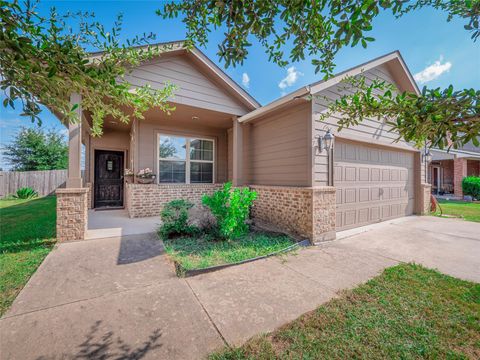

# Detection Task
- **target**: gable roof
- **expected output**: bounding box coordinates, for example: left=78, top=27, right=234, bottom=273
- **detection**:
left=238, top=50, right=419, bottom=123
left=90, top=40, right=260, bottom=112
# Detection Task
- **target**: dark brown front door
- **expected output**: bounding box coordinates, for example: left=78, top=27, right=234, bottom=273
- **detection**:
left=94, top=150, right=124, bottom=208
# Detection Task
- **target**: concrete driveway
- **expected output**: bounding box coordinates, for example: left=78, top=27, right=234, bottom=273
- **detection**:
left=1, top=216, right=479, bottom=359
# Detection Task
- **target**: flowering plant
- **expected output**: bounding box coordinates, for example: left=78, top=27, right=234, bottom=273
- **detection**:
left=137, top=168, right=155, bottom=179
left=124, top=168, right=134, bottom=176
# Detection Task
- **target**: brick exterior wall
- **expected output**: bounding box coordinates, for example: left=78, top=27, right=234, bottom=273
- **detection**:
left=419, top=183, right=432, bottom=215
left=467, top=160, right=480, bottom=176
left=250, top=185, right=336, bottom=243
left=312, top=187, right=336, bottom=242
left=56, top=188, right=88, bottom=242
left=85, top=182, right=92, bottom=209
left=454, top=158, right=468, bottom=197
left=126, top=183, right=223, bottom=218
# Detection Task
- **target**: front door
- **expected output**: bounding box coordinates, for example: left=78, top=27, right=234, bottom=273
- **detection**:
left=94, top=150, right=124, bottom=208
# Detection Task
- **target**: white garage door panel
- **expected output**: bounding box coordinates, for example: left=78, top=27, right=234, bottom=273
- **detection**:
left=335, top=140, right=415, bottom=231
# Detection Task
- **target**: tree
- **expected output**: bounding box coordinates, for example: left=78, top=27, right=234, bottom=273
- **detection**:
left=160, top=0, right=480, bottom=148
left=1, top=0, right=176, bottom=136
left=3, top=127, right=68, bottom=170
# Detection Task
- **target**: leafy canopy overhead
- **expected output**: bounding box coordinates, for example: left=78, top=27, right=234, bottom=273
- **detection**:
left=160, top=0, right=480, bottom=148
left=1, top=0, right=176, bottom=136
left=321, top=77, right=480, bottom=149
left=3, top=127, right=68, bottom=171
left=160, top=0, right=479, bottom=78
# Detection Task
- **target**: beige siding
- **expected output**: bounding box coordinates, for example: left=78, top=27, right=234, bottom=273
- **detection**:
left=124, top=56, right=249, bottom=115
left=137, top=117, right=228, bottom=183
left=312, top=64, right=419, bottom=186
left=227, top=128, right=233, bottom=181
left=246, top=102, right=311, bottom=186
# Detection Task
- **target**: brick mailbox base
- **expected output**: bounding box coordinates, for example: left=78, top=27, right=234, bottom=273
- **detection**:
left=56, top=188, right=88, bottom=242
left=250, top=185, right=336, bottom=244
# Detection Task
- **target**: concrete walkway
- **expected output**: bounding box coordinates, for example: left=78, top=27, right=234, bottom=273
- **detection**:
left=86, top=209, right=161, bottom=239
left=1, top=216, right=479, bottom=359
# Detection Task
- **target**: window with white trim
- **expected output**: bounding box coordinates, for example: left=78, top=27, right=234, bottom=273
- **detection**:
left=158, top=134, right=214, bottom=184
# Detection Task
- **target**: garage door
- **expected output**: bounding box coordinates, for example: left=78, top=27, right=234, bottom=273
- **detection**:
left=335, top=139, right=415, bottom=231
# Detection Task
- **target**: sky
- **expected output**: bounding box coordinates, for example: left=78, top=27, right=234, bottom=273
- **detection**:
left=1, top=0, right=479, bottom=169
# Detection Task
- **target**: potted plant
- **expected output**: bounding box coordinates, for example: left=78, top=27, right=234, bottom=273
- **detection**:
left=124, top=168, right=134, bottom=183
left=136, top=167, right=156, bottom=184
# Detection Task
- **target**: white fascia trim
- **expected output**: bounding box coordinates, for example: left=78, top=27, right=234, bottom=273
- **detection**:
left=238, top=87, right=311, bottom=123
left=310, top=51, right=420, bottom=96
left=432, top=148, right=480, bottom=159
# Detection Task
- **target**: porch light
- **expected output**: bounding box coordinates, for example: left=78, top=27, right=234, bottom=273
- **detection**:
left=317, top=129, right=335, bottom=153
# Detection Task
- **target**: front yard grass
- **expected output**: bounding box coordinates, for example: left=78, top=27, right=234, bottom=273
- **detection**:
left=0, top=196, right=56, bottom=316
left=435, top=198, right=480, bottom=222
left=211, top=263, right=480, bottom=359
left=163, top=232, right=294, bottom=271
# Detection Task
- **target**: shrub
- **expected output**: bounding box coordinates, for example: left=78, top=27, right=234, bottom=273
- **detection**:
left=202, top=182, right=257, bottom=240
left=13, top=187, right=38, bottom=199
left=158, top=199, right=198, bottom=239
left=462, top=176, right=480, bottom=199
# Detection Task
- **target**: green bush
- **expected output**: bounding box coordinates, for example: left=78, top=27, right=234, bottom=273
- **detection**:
left=462, top=176, right=480, bottom=199
left=202, top=182, right=257, bottom=240
left=158, top=199, right=198, bottom=239
left=13, top=187, right=38, bottom=199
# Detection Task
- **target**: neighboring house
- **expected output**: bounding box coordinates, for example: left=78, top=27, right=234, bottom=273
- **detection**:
left=56, top=41, right=432, bottom=243
left=429, top=143, right=480, bottom=197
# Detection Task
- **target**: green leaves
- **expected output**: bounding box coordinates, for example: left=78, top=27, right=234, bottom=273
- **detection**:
left=202, top=182, right=257, bottom=240
left=1, top=0, right=175, bottom=136
left=3, top=127, right=69, bottom=171
left=158, top=0, right=479, bottom=77
left=320, top=76, right=480, bottom=149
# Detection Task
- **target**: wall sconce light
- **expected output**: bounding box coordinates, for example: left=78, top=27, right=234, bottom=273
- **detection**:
left=316, top=129, right=335, bottom=154
left=422, top=148, right=432, bottom=163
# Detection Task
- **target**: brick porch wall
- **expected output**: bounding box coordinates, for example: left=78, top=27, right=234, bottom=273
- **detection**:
left=56, top=188, right=88, bottom=241
left=250, top=185, right=336, bottom=243
left=125, top=183, right=223, bottom=218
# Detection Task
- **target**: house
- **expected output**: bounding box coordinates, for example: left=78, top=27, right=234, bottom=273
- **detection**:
left=56, top=41, right=431, bottom=243
left=429, top=143, right=480, bottom=197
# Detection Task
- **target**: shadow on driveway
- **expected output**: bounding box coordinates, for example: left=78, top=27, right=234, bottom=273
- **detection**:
left=36, top=320, right=163, bottom=360
left=117, top=234, right=164, bottom=265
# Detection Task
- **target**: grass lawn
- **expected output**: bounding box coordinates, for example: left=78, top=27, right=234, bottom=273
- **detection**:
left=435, top=199, right=480, bottom=222
left=211, top=264, right=480, bottom=359
left=0, top=196, right=57, bottom=316
left=163, top=232, right=294, bottom=271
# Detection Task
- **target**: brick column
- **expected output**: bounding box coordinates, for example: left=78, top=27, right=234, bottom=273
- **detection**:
left=419, top=183, right=432, bottom=215
left=56, top=188, right=88, bottom=242
left=453, top=157, right=467, bottom=197
left=250, top=185, right=336, bottom=244
left=312, top=187, right=336, bottom=243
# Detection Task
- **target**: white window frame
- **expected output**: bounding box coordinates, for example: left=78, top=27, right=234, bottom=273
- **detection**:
left=157, top=133, right=215, bottom=184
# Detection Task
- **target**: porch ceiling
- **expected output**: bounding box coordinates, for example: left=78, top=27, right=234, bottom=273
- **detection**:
left=83, top=102, right=234, bottom=133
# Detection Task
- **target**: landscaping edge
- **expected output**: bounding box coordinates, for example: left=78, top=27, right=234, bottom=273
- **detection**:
left=174, top=239, right=311, bottom=277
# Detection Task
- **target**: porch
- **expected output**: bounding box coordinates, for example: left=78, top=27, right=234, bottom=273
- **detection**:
left=57, top=94, right=247, bottom=242
left=429, top=150, right=480, bottom=197
left=86, top=209, right=160, bottom=240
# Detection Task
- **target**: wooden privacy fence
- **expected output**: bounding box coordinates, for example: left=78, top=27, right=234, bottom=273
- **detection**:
left=0, top=170, right=68, bottom=197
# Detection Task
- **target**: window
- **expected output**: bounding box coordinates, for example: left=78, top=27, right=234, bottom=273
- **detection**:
left=158, top=134, right=214, bottom=184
